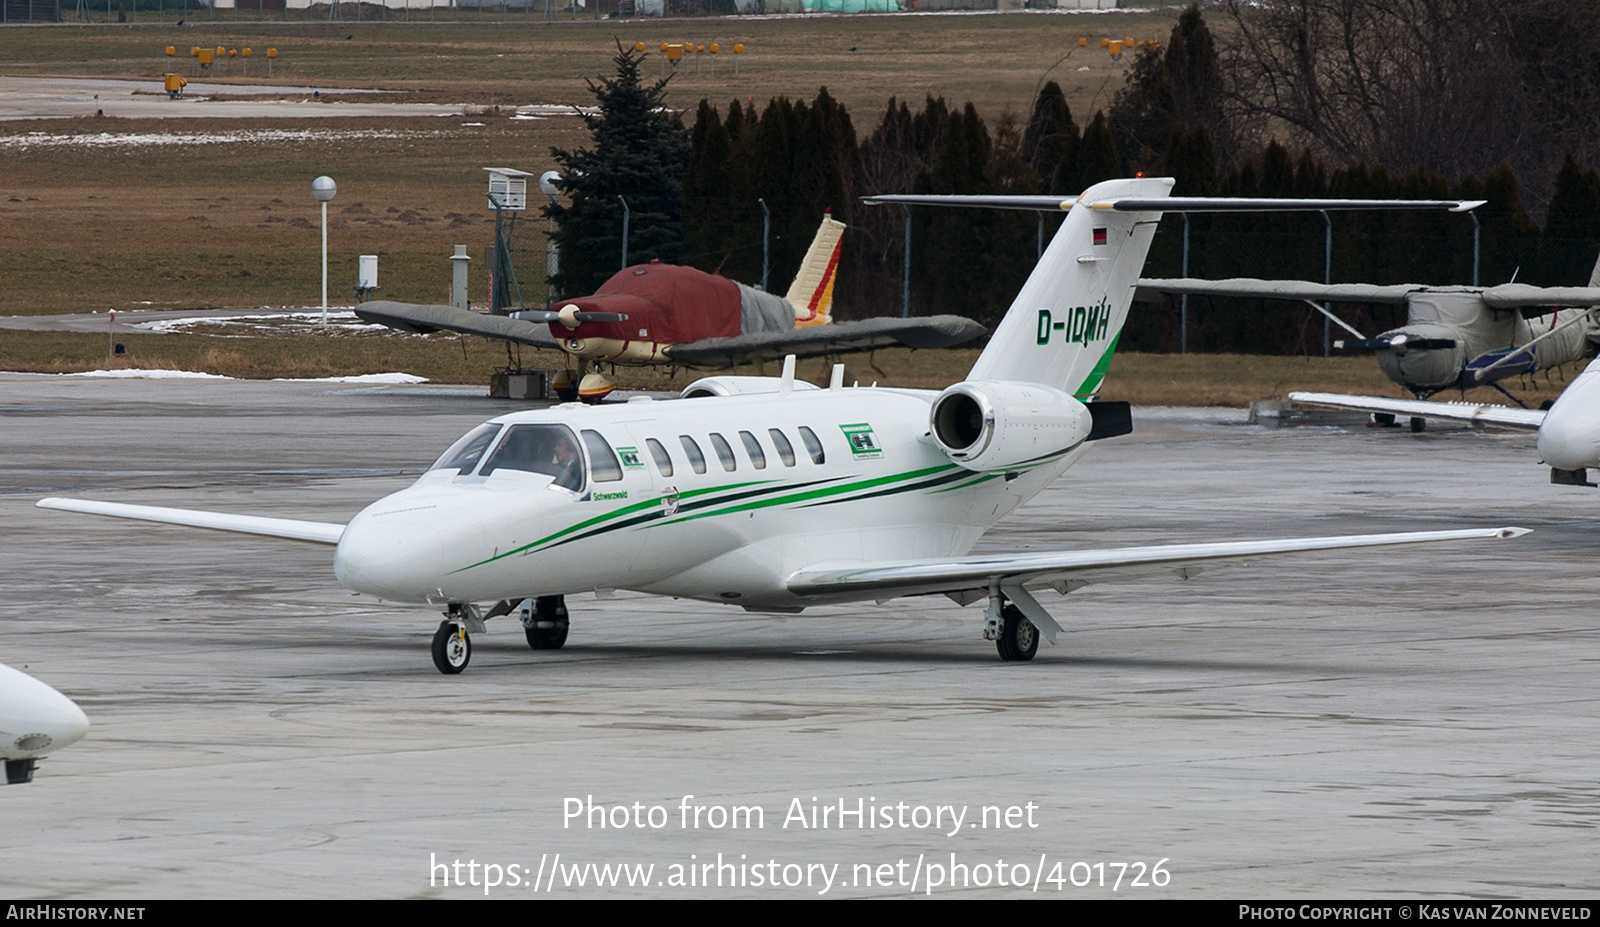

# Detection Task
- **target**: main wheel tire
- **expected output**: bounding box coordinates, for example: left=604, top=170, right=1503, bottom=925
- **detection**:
left=432, top=621, right=471, bottom=674
left=526, top=595, right=570, bottom=650
left=1410, top=416, right=1427, bottom=433
left=996, top=604, right=1039, bottom=662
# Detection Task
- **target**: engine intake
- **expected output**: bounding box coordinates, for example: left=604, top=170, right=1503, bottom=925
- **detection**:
left=930, top=381, right=1093, bottom=472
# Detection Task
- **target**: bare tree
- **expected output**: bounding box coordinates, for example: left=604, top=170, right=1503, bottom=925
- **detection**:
left=1219, top=0, right=1600, bottom=211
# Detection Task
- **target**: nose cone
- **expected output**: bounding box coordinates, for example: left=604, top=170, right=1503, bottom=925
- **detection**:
left=336, top=519, right=446, bottom=602
left=335, top=488, right=486, bottom=602
left=1539, top=402, right=1600, bottom=472
left=0, top=663, right=89, bottom=760
left=1538, top=358, right=1600, bottom=472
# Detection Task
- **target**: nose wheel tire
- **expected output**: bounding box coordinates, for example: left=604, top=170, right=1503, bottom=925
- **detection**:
left=1409, top=416, right=1426, bottom=433
left=995, top=604, right=1039, bottom=662
left=525, top=595, right=570, bottom=650
left=432, top=621, right=471, bottom=674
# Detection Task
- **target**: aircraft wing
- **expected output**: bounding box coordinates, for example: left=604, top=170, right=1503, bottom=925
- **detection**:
left=1288, top=391, right=1546, bottom=429
left=1479, top=284, right=1600, bottom=309
left=1135, top=278, right=1421, bottom=304
left=36, top=498, right=345, bottom=545
left=665, top=315, right=986, bottom=367
left=787, top=526, right=1526, bottom=616
left=355, top=301, right=564, bottom=350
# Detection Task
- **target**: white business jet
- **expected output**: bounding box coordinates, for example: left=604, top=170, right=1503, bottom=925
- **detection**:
left=1, top=663, right=89, bottom=784
left=1291, top=353, right=1600, bottom=487
left=39, top=178, right=1526, bottom=674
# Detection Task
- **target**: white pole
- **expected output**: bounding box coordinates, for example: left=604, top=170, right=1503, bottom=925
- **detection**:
left=311, top=175, right=337, bottom=324
left=321, top=198, right=328, bottom=321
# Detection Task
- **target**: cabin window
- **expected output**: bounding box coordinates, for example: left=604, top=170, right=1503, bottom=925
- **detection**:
left=581, top=430, right=624, bottom=482
left=798, top=426, right=826, bottom=464
left=646, top=438, right=674, bottom=477
left=478, top=424, right=585, bottom=491
left=679, top=435, right=707, bottom=474
left=739, top=431, right=767, bottom=470
left=768, top=428, right=797, bottom=467
left=431, top=423, right=502, bottom=474
left=709, top=433, right=737, bottom=472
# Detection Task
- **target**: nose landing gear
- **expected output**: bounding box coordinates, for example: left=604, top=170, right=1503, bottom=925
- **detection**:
left=432, top=620, right=471, bottom=674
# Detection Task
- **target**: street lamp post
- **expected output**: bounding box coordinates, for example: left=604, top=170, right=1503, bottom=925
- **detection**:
left=311, top=175, right=337, bottom=322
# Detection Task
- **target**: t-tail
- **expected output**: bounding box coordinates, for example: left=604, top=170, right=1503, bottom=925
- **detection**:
left=785, top=211, right=847, bottom=328
left=968, top=177, right=1173, bottom=398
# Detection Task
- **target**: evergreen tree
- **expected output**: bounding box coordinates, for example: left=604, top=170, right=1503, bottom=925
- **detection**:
left=683, top=100, right=735, bottom=271
left=1075, top=111, right=1121, bottom=187
left=1109, top=3, right=1227, bottom=169
left=1544, top=152, right=1600, bottom=241
left=547, top=43, right=690, bottom=297
left=1023, top=82, right=1079, bottom=195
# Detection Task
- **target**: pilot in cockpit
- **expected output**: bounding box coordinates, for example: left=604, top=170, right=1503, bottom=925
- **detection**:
left=549, top=430, right=582, bottom=492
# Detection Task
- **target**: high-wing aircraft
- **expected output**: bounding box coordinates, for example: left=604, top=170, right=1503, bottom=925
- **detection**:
left=355, top=213, right=986, bottom=382
left=1290, top=353, right=1600, bottom=488
left=1136, top=256, right=1600, bottom=423
left=1, top=662, right=89, bottom=784
left=39, top=178, right=1527, bottom=674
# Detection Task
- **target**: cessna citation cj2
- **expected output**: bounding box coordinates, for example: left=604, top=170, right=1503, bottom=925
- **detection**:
left=38, top=178, right=1527, bottom=674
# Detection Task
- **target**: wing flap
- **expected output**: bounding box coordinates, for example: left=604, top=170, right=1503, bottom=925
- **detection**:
left=1135, top=277, right=1420, bottom=304
left=787, top=527, right=1527, bottom=600
left=37, top=498, right=345, bottom=545
left=1289, top=392, right=1545, bottom=429
left=1479, top=284, right=1600, bottom=309
left=667, top=315, right=985, bottom=367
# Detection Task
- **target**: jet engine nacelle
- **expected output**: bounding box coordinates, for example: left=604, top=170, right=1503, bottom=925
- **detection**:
left=930, top=381, right=1093, bottom=472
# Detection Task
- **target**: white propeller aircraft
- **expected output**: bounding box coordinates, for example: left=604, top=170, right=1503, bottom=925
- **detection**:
left=1291, top=353, right=1600, bottom=488
left=38, top=178, right=1528, bottom=674
left=1, top=663, right=89, bottom=784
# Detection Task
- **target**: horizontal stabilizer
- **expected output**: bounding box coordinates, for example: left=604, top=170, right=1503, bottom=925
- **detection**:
left=1288, top=392, right=1546, bottom=429
left=788, top=526, right=1527, bottom=601
left=37, top=498, right=346, bottom=545
left=864, top=194, right=1485, bottom=214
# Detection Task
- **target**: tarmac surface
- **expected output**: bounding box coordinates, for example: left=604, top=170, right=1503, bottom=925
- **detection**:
left=1, top=373, right=1596, bottom=899
left=0, top=76, right=471, bottom=120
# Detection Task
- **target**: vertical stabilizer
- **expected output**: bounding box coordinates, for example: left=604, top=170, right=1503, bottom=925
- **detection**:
left=968, top=177, right=1173, bottom=398
left=785, top=213, right=847, bottom=328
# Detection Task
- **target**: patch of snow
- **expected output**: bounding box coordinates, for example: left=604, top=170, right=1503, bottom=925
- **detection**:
left=275, top=373, right=429, bottom=384
left=71, top=369, right=233, bottom=379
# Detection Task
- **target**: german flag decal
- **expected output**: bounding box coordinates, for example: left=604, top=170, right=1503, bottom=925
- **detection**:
left=1092, top=227, right=1108, bottom=246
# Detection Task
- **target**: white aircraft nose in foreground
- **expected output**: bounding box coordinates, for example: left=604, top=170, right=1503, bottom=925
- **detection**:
left=40, top=178, right=1527, bottom=673
left=1, top=663, right=89, bottom=784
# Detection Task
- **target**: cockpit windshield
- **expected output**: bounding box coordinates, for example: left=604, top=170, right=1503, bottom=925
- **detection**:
left=430, top=423, right=502, bottom=474
left=479, top=424, right=586, bottom=491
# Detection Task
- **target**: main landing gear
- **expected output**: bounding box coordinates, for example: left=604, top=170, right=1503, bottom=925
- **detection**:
left=430, top=595, right=571, bottom=674
left=522, top=595, right=570, bottom=650
left=982, top=585, right=1044, bottom=663
left=995, top=604, right=1040, bottom=662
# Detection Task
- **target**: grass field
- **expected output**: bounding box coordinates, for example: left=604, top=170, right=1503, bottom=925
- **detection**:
left=0, top=10, right=1571, bottom=407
